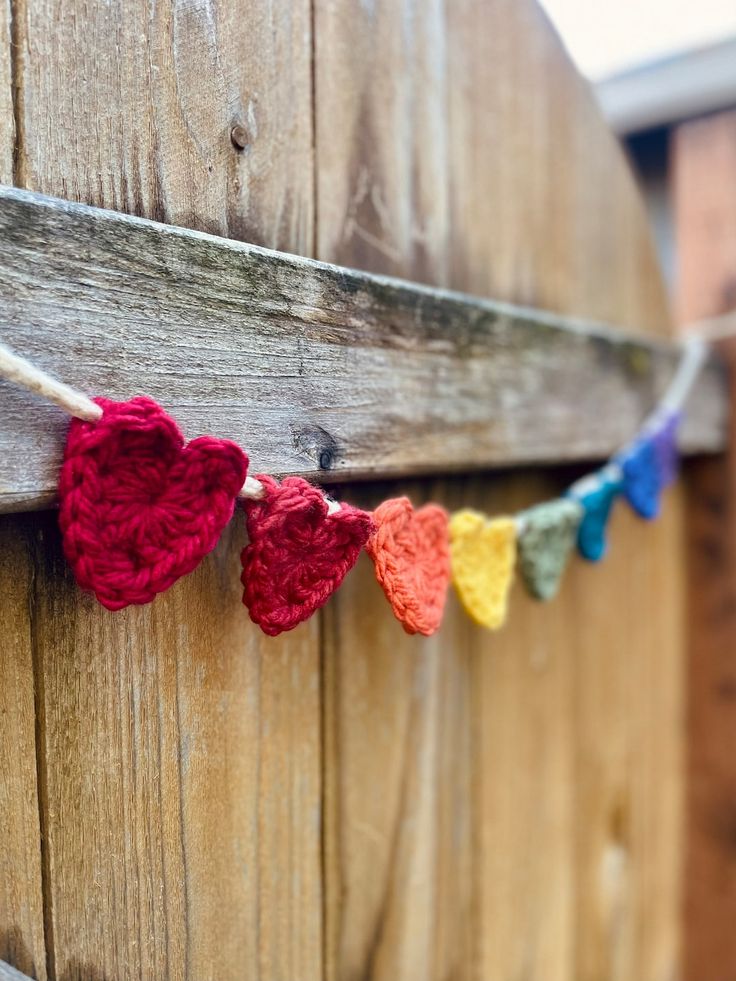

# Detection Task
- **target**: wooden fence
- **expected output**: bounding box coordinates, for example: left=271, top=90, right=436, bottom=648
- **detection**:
left=0, top=1, right=719, bottom=979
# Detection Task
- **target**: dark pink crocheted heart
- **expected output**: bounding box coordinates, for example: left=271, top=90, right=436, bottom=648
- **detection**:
left=59, top=396, right=248, bottom=610
left=241, top=475, right=374, bottom=636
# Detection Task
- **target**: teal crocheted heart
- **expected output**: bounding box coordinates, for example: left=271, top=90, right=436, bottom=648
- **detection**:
left=568, top=470, right=622, bottom=563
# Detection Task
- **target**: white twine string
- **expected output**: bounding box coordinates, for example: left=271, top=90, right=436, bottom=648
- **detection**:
left=516, top=329, right=714, bottom=536
left=685, top=311, right=736, bottom=346
left=239, top=473, right=341, bottom=513
left=0, top=341, right=103, bottom=422
left=0, top=339, right=341, bottom=508
left=568, top=333, right=709, bottom=498
left=644, top=333, right=708, bottom=429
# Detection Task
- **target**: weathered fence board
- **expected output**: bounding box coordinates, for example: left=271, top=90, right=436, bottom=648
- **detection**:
left=0, top=0, right=11, bottom=187
left=0, top=519, right=47, bottom=981
left=0, top=184, right=727, bottom=513
left=6, top=4, right=324, bottom=981
left=316, top=5, right=478, bottom=979
left=0, top=14, right=47, bottom=981
left=321, top=1, right=685, bottom=979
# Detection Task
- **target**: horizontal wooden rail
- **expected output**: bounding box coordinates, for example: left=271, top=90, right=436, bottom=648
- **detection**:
left=0, top=185, right=728, bottom=512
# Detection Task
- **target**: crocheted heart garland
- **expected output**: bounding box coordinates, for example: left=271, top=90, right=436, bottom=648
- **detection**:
left=366, top=497, right=450, bottom=636
left=59, top=396, right=248, bottom=611
left=569, top=471, right=622, bottom=562
left=619, top=435, right=661, bottom=520
left=241, top=475, right=374, bottom=636
left=449, top=510, right=517, bottom=630
left=517, top=498, right=583, bottom=601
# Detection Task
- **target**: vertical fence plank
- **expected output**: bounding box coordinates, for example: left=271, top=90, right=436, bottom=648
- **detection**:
left=0, top=518, right=46, bottom=981
left=445, top=10, right=574, bottom=975
left=567, top=498, right=685, bottom=981
left=446, top=5, right=683, bottom=981
left=0, top=13, right=46, bottom=979
left=314, top=0, right=450, bottom=284
left=673, top=109, right=736, bottom=981
left=0, top=0, right=12, bottom=182
left=318, top=1, right=683, bottom=980
left=13, top=2, right=321, bottom=979
left=315, top=3, right=477, bottom=979
left=14, top=0, right=313, bottom=249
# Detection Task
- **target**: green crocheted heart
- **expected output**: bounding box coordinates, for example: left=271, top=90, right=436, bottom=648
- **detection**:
left=518, top=499, right=583, bottom=601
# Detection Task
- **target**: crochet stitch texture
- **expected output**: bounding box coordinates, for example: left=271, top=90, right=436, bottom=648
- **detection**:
left=619, top=435, right=662, bottom=520
left=570, top=473, right=621, bottom=562
left=366, top=497, right=450, bottom=636
left=59, top=396, right=248, bottom=611
left=518, top=498, right=583, bottom=601
left=449, top=510, right=516, bottom=630
left=241, top=475, right=374, bottom=636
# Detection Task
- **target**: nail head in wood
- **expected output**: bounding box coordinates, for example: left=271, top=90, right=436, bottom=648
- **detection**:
left=230, top=123, right=249, bottom=150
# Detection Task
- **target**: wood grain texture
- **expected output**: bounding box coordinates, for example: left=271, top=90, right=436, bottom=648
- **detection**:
left=446, top=0, right=672, bottom=335
left=0, top=18, right=46, bottom=981
left=9, top=3, right=323, bottom=980
left=0, top=185, right=727, bottom=513
left=315, top=7, right=476, bottom=976
left=0, top=3, right=694, bottom=981
left=13, top=0, right=313, bottom=249
left=451, top=6, right=684, bottom=978
left=448, top=7, right=683, bottom=977
left=0, top=0, right=12, bottom=184
left=323, top=480, right=476, bottom=981
left=28, top=516, right=322, bottom=981
left=319, top=1, right=685, bottom=979
left=674, top=109, right=736, bottom=981
left=0, top=517, right=46, bottom=981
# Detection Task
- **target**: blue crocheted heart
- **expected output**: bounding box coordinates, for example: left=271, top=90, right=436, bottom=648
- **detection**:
left=568, top=471, right=622, bottom=562
left=619, top=436, right=661, bottom=520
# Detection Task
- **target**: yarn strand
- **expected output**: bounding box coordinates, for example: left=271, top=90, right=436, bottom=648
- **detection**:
left=0, top=340, right=103, bottom=422
left=646, top=333, right=708, bottom=427
left=0, top=339, right=341, bottom=509
left=0, top=310, right=734, bottom=627
left=564, top=334, right=707, bottom=507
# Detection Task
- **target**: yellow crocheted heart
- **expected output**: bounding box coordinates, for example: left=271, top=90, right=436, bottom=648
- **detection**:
left=449, top=510, right=517, bottom=630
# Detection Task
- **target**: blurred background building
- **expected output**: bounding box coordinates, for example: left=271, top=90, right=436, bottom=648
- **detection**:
left=597, top=38, right=736, bottom=298
left=541, top=1, right=736, bottom=320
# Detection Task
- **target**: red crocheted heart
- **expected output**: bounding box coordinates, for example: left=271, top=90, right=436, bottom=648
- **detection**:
left=366, top=497, right=450, bottom=636
left=241, top=475, right=374, bottom=636
left=59, top=396, right=248, bottom=611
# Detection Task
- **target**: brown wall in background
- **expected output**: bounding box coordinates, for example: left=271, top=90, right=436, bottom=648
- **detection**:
left=674, top=108, right=736, bottom=981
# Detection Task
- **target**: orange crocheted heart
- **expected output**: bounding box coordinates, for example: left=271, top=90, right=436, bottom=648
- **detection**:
left=366, top=497, right=450, bottom=636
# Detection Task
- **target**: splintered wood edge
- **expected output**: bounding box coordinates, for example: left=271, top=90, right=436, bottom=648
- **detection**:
left=0, top=184, right=728, bottom=513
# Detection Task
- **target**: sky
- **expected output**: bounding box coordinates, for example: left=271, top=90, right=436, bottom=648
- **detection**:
left=539, top=0, right=736, bottom=79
